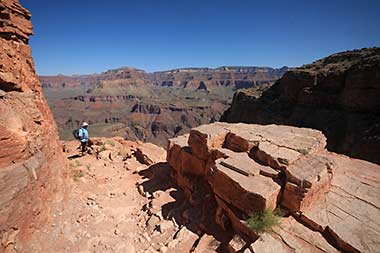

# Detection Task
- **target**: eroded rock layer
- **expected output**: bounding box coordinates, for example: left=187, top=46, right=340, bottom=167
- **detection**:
left=39, top=65, right=287, bottom=147
left=167, top=122, right=380, bottom=252
left=222, top=48, right=380, bottom=164
left=0, top=0, right=65, bottom=251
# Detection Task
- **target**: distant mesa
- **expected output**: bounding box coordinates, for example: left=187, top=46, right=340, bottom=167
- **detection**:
left=40, top=65, right=288, bottom=147
left=39, top=65, right=288, bottom=91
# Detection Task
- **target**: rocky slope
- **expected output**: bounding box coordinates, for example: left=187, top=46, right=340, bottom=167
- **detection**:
left=0, top=0, right=65, bottom=251
left=222, top=48, right=380, bottom=164
left=167, top=122, right=380, bottom=252
left=15, top=123, right=380, bottom=252
left=40, top=66, right=287, bottom=147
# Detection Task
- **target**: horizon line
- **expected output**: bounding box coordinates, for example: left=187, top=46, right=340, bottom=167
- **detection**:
left=37, top=64, right=291, bottom=77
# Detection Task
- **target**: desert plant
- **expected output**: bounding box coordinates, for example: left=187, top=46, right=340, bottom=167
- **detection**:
left=247, top=208, right=281, bottom=234
left=98, top=144, right=106, bottom=152
left=70, top=160, right=82, bottom=168
left=118, top=146, right=130, bottom=158
left=104, top=140, right=115, bottom=147
left=72, top=170, right=84, bottom=181
left=296, top=148, right=309, bottom=155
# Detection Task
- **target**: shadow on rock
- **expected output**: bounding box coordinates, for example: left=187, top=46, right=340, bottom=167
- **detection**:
left=138, top=162, right=174, bottom=193
left=138, top=162, right=234, bottom=252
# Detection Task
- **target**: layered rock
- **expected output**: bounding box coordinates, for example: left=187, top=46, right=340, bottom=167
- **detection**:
left=131, top=102, right=162, bottom=114
left=40, top=66, right=287, bottom=91
left=0, top=0, right=65, bottom=251
left=152, top=66, right=288, bottom=91
left=40, top=67, right=150, bottom=89
left=39, top=65, right=287, bottom=148
left=222, top=48, right=380, bottom=164
left=167, top=122, right=380, bottom=252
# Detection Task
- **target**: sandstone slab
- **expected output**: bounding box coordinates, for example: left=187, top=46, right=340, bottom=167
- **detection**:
left=210, top=159, right=281, bottom=214
left=134, top=142, right=166, bottom=165
left=251, top=216, right=339, bottom=253
left=281, top=154, right=333, bottom=212
left=188, top=123, right=230, bottom=160
left=167, top=134, right=189, bottom=172
left=298, top=153, right=380, bottom=252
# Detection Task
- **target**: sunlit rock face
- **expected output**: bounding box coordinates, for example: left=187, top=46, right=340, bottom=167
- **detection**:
left=167, top=122, right=380, bottom=252
left=0, top=0, right=65, bottom=250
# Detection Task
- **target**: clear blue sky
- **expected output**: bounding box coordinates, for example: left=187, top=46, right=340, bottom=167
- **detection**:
left=22, top=0, right=380, bottom=76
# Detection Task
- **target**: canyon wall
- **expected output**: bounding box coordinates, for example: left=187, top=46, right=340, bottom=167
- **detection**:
left=0, top=0, right=65, bottom=251
left=222, top=48, right=380, bottom=164
left=39, top=66, right=288, bottom=91
left=39, top=66, right=287, bottom=146
left=151, top=66, right=288, bottom=91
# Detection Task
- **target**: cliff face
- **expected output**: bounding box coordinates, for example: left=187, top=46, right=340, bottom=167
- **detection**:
left=0, top=0, right=65, bottom=250
left=222, top=48, right=380, bottom=164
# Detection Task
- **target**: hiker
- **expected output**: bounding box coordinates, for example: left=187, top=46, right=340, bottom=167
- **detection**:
left=78, top=122, right=89, bottom=155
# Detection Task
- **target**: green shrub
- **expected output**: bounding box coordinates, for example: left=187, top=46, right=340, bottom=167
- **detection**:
left=104, top=140, right=115, bottom=147
left=296, top=148, right=309, bottom=155
left=70, top=160, right=82, bottom=168
left=98, top=144, right=106, bottom=152
left=72, top=170, right=84, bottom=181
left=247, top=209, right=281, bottom=234
left=118, top=146, right=130, bottom=157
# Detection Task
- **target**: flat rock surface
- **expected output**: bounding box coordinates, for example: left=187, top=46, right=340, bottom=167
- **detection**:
left=168, top=122, right=380, bottom=252
left=251, top=216, right=340, bottom=253
left=218, top=152, right=262, bottom=176
left=300, top=152, right=380, bottom=252
left=211, top=160, right=281, bottom=213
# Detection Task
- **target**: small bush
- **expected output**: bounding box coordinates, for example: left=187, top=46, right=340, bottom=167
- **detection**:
left=98, top=144, right=106, bottom=152
left=104, top=140, right=115, bottom=147
left=118, top=146, right=130, bottom=158
left=70, top=160, right=82, bottom=168
left=247, top=209, right=281, bottom=234
left=296, top=148, right=309, bottom=155
left=72, top=170, right=84, bottom=181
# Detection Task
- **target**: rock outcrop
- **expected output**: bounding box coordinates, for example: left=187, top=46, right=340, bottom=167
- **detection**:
left=0, top=0, right=65, bottom=251
left=222, top=48, right=380, bottom=164
left=167, top=122, right=380, bottom=252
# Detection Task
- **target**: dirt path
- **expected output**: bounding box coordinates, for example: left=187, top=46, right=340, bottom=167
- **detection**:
left=21, top=138, right=219, bottom=253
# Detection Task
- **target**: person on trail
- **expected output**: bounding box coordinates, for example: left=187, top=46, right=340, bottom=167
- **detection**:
left=78, top=122, right=89, bottom=155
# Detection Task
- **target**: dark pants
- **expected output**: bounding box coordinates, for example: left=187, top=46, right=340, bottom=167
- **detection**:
left=81, top=141, right=87, bottom=154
